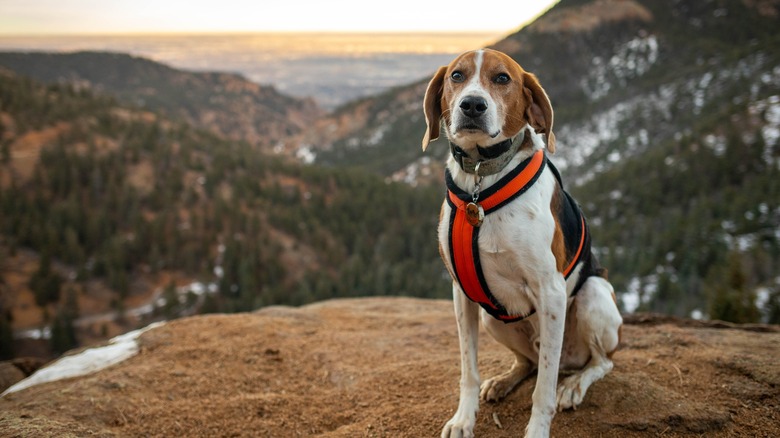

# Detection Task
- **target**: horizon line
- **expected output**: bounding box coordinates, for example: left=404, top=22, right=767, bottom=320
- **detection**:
left=0, top=30, right=510, bottom=38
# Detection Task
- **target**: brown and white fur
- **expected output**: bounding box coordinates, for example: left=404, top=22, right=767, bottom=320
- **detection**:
left=423, top=49, right=623, bottom=438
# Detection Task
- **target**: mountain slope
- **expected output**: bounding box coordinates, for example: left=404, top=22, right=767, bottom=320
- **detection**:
left=310, top=0, right=779, bottom=179
left=0, top=51, right=322, bottom=149
left=1, top=298, right=779, bottom=437
left=304, top=0, right=780, bottom=320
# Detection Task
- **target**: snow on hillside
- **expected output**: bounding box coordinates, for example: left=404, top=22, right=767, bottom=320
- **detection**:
left=2, top=322, right=164, bottom=396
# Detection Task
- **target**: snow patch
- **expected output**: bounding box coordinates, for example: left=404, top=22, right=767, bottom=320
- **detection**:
left=391, top=156, right=432, bottom=186
left=2, top=322, right=165, bottom=397
left=15, top=327, right=51, bottom=341
left=756, top=276, right=780, bottom=323
left=295, top=145, right=316, bottom=164
left=621, top=279, right=641, bottom=313
left=750, top=95, right=780, bottom=167
left=581, top=34, right=659, bottom=101
left=621, top=274, right=662, bottom=313
left=366, top=124, right=390, bottom=146
left=703, top=133, right=727, bottom=156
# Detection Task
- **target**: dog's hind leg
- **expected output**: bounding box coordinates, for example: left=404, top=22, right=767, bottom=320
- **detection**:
left=556, top=276, right=622, bottom=411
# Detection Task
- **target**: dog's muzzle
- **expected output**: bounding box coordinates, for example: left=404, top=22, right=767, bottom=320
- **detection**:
left=454, top=95, right=498, bottom=135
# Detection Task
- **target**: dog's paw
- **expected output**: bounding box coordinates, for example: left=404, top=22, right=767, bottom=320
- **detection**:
left=441, top=414, right=476, bottom=438
left=556, top=374, right=584, bottom=411
left=480, top=376, right=513, bottom=402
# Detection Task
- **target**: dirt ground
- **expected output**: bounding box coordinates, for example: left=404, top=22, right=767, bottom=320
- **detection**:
left=1, top=297, right=779, bottom=437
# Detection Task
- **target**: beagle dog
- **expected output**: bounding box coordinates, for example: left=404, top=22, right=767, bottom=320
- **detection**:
left=422, top=49, right=623, bottom=438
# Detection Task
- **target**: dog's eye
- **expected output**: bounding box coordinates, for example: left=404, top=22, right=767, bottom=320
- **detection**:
left=451, top=71, right=465, bottom=83
left=494, top=73, right=510, bottom=84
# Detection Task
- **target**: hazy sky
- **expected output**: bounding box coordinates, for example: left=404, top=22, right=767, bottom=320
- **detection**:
left=0, top=0, right=559, bottom=34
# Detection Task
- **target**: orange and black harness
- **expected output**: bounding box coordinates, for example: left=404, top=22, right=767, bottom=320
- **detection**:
left=445, top=149, right=591, bottom=323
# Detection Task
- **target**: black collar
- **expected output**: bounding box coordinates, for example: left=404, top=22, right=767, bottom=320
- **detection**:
left=449, top=131, right=526, bottom=176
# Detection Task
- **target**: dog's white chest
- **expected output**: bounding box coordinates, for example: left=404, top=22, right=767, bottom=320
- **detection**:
left=439, top=170, right=558, bottom=318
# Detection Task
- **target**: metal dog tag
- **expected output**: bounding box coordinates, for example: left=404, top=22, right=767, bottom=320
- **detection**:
left=465, top=202, right=484, bottom=227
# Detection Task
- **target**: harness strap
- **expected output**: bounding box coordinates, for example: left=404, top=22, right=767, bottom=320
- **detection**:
left=563, top=216, right=586, bottom=278
left=445, top=150, right=588, bottom=323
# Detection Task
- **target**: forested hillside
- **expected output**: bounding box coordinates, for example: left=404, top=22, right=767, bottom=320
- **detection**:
left=0, top=70, right=447, bottom=359
left=579, top=93, right=780, bottom=320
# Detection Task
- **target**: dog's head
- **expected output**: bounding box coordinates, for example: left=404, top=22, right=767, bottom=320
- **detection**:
left=421, top=48, right=556, bottom=153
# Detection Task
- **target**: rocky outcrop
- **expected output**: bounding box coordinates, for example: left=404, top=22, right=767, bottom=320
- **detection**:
left=1, top=298, right=778, bottom=437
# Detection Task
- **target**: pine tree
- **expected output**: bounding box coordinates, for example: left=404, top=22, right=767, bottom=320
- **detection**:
left=708, top=253, right=761, bottom=323
left=0, top=310, right=13, bottom=360
left=63, top=286, right=80, bottom=320
left=161, top=281, right=179, bottom=319
left=765, top=287, right=780, bottom=324
left=0, top=140, right=10, bottom=164
left=30, top=252, right=63, bottom=306
left=50, top=288, right=79, bottom=355
left=49, top=308, right=77, bottom=355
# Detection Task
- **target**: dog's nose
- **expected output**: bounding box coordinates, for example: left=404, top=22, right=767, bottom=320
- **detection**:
left=459, top=96, right=488, bottom=118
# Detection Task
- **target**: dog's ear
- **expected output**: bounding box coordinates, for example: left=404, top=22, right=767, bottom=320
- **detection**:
left=422, top=66, right=447, bottom=151
left=522, top=72, right=556, bottom=153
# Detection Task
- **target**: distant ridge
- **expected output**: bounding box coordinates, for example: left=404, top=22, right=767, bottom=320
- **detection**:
left=0, top=32, right=502, bottom=108
left=0, top=51, right=322, bottom=151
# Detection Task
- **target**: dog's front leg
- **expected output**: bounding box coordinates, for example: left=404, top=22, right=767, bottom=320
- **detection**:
left=526, top=274, right=567, bottom=438
left=442, top=282, right=481, bottom=438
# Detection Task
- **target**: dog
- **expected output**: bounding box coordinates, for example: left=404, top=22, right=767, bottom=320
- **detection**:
left=422, top=49, right=623, bottom=438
